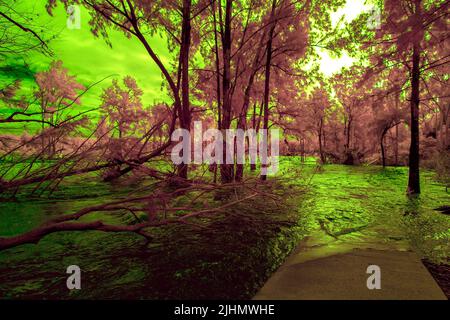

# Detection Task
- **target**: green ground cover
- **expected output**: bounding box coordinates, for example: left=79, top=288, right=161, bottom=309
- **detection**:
left=0, top=157, right=448, bottom=299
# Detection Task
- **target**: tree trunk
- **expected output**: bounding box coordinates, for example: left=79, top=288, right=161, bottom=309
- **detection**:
left=394, top=123, right=399, bottom=166
left=343, top=113, right=353, bottom=164
left=235, top=34, right=265, bottom=181
left=220, top=0, right=234, bottom=183
left=250, top=102, right=257, bottom=171
left=234, top=112, right=248, bottom=181
left=301, top=138, right=305, bottom=163
left=440, top=104, right=449, bottom=149
left=212, top=0, right=221, bottom=129
left=346, top=116, right=352, bottom=153
left=407, top=0, right=422, bottom=195
left=381, top=134, right=386, bottom=168
left=176, top=0, right=192, bottom=179
left=260, top=0, right=277, bottom=181
left=318, top=118, right=325, bottom=164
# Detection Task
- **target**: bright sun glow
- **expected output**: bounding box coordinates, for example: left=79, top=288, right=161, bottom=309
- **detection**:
left=318, top=0, right=375, bottom=76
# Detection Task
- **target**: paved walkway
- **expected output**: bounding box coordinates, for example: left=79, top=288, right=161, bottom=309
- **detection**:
left=254, top=233, right=446, bottom=300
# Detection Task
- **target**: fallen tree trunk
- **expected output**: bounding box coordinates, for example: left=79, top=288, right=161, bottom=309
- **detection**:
left=0, top=179, right=267, bottom=251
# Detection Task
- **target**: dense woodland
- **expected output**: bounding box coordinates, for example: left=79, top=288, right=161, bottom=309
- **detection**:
left=0, top=0, right=448, bottom=272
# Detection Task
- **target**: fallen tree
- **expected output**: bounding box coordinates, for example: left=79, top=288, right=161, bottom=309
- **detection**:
left=0, top=178, right=290, bottom=251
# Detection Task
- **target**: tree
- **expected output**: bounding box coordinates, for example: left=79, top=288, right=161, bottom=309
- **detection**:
left=371, top=106, right=402, bottom=167
left=34, top=61, right=85, bottom=157
left=0, top=0, right=53, bottom=58
left=344, top=0, right=450, bottom=194
left=47, top=0, right=200, bottom=179
left=100, top=76, right=144, bottom=140
left=260, top=0, right=277, bottom=181
left=98, top=76, right=172, bottom=180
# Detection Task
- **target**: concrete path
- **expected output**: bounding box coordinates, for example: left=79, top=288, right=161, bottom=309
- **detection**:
left=254, top=164, right=448, bottom=300
left=254, top=235, right=446, bottom=300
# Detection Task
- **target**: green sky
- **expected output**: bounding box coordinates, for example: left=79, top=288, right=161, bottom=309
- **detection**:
left=1, top=0, right=371, bottom=116
left=2, top=0, right=173, bottom=111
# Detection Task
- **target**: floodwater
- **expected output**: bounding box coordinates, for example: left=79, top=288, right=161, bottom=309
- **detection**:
left=0, top=158, right=448, bottom=299
left=279, top=158, right=449, bottom=263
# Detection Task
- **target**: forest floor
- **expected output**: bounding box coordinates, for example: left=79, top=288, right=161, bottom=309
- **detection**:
left=0, top=157, right=448, bottom=299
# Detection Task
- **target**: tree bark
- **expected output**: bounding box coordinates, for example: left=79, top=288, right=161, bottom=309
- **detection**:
left=318, top=118, right=325, bottom=164
left=235, top=31, right=265, bottom=181
left=219, top=0, right=234, bottom=183
left=177, top=0, right=192, bottom=179
left=250, top=102, right=258, bottom=171
left=212, top=0, right=222, bottom=129
left=260, top=0, right=277, bottom=181
left=381, top=132, right=387, bottom=168
left=301, top=138, right=305, bottom=163
left=407, top=0, right=422, bottom=195
left=394, top=123, right=399, bottom=166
